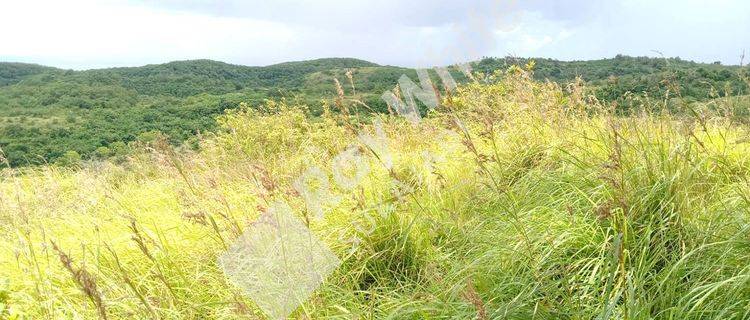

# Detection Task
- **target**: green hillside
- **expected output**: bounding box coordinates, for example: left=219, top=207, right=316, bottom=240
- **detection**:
left=0, top=56, right=747, bottom=166
left=0, top=58, right=406, bottom=166
left=0, top=62, right=59, bottom=86
left=476, top=56, right=749, bottom=108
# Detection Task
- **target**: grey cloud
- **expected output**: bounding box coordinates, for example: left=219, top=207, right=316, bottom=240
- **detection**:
left=5, top=0, right=747, bottom=69
left=136, top=0, right=516, bottom=30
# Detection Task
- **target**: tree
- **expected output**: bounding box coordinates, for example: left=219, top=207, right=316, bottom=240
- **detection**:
left=94, top=146, right=112, bottom=158
left=56, top=150, right=81, bottom=167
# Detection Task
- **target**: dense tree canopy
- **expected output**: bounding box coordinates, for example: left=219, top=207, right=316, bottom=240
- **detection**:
left=475, top=55, right=749, bottom=109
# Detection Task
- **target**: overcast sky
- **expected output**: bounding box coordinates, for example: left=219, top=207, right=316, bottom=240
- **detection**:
left=1, top=0, right=748, bottom=70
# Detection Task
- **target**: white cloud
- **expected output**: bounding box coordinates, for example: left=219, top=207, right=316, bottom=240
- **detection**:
left=0, top=0, right=298, bottom=69
left=492, top=11, right=575, bottom=57
left=0, top=0, right=747, bottom=69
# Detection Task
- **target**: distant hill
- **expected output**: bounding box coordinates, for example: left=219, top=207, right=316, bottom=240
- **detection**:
left=476, top=55, right=749, bottom=106
left=0, top=56, right=747, bottom=166
left=0, top=58, right=413, bottom=166
left=0, top=62, right=59, bottom=86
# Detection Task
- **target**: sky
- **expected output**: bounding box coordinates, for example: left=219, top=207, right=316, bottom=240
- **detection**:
left=0, top=0, right=748, bottom=70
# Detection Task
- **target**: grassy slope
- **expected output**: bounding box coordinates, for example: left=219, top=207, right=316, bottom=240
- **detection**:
left=1, top=69, right=750, bottom=319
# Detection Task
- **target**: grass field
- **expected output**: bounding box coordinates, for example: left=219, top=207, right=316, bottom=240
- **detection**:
left=1, top=67, right=750, bottom=319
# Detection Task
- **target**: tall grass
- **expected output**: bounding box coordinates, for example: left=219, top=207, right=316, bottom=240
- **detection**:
left=1, top=65, right=749, bottom=319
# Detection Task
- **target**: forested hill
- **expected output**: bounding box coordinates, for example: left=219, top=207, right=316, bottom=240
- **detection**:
left=0, top=58, right=407, bottom=166
left=475, top=56, right=749, bottom=105
left=0, top=62, right=59, bottom=86
left=0, top=56, right=747, bottom=166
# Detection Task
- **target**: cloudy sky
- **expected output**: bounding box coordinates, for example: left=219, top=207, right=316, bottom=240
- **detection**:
left=0, top=0, right=748, bottom=69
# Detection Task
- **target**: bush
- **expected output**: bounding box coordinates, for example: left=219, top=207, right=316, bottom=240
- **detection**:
left=55, top=150, right=81, bottom=167
left=94, top=146, right=112, bottom=158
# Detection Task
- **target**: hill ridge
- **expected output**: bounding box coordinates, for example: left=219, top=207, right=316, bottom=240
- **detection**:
left=0, top=55, right=747, bottom=166
left=0, top=57, right=380, bottom=73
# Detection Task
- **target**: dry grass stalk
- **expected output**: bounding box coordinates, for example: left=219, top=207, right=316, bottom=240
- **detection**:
left=0, top=147, right=8, bottom=168
left=431, top=82, right=442, bottom=109
left=128, top=220, right=180, bottom=302
left=51, top=241, right=108, bottom=319
left=129, top=219, right=155, bottom=261
left=104, top=244, right=158, bottom=318
left=345, top=69, right=356, bottom=95
left=333, top=78, right=349, bottom=116
left=462, top=277, right=487, bottom=320
left=181, top=210, right=208, bottom=226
